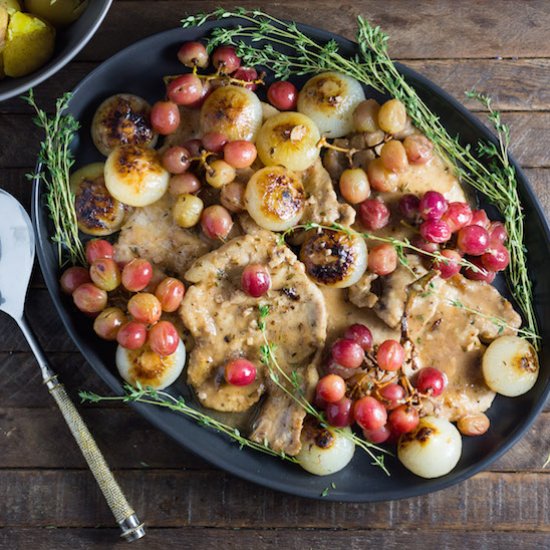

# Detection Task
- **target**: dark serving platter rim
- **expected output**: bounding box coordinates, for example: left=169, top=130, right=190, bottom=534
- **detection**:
left=32, top=18, right=550, bottom=503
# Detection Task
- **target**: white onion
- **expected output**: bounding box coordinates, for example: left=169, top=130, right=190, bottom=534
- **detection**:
left=200, top=85, right=263, bottom=142
left=398, top=416, right=462, bottom=478
left=116, top=339, right=186, bottom=390
left=297, top=424, right=355, bottom=475
left=297, top=72, right=365, bottom=138
left=104, top=145, right=169, bottom=207
left=300, top=229, right=368, bottom=288
left=245, top=166, right=305, bottom=231
left=256, top=111, right=320, bottom=171
left=482, top=335, right=539, bottom=397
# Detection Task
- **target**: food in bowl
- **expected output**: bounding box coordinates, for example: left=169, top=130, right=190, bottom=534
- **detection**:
left=50, top=24, right=540, bottom=482
left=0, top=0, right=87, bottom=79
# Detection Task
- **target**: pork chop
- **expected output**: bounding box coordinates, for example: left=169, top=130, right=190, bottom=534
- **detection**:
left=181, top=230, right=327, bottom=455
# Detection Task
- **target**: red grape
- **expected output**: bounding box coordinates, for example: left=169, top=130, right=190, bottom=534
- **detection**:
left=367, top=158, right=398, bottom=192
left=267, top=80, right=298, bottom=111
left=85, top=239, right=114, bottom=264
left=60, top=266, right=91, bottom=294
left=169, top=173, right=201, bottom=195
left=241, top=264, right=271, bottom=297
left=403, top=134, right=433, bottom=165
left=162, top=146, right=191, bottom=174
left=388, top=404, right=419, bottom=434
left=415, top=367, right=447, bottom=397
left=182, top=139, right=203, bottom=157
left=368, top=243, right=398, bottom=275
left=148, top=320, right=179, bottom=356
left=420, top=219, right=452, bottom=244
left=89, top=258, right=121, bottom=291
left=224, top=358, right=257, bottom=386
left=155, top=277, right=185, bottom=312
left=167, top=74, right=203, bottom=106
left=412, top=235, right=440, bottom=254
left=331, top=338, right=364, bottom=369
left=419, top=191, right=448, bottom=221
left=442, top=201, right=473, bottom=232
left=212, top=45, right=241, bottom=74
left=354, top=396, right=387, bottom=431
left=201, top=132, right=228, bottom=153
left=380, top=140, right=409, bottom=173
left=223, top=140, right=257, bottom=168
left=359, top=198, right=390, bottom=230
left=151, top=101, right=180, bottom=135
left=462, top=256, right=496, bottom=283
left=233, top=67, right=258, bottom=90
left=200, top=205, right=233, bottom=240
left=72, top=283, right=107, bottom=314
left=220, top=181, right=246, bottom=213
left=177, top=41, right=209, bottom=68
left=433, top=248, right=462, bottom=279
left=378, top=383, right=406, bottom=410
left=117, top=321, right=147, bottom=350
left=316, top=374, right=346, bottom=404
left=325, top=397, right=354, bottom=428
left=121, top=258, right=153, bottom=292
left=481, top=243, right=510, bottom=272
left=470, top=209, right=490, bottom=228
left=377, top=339, right=404, bottom=371
left=325, top=360, right=358, bottom=380
left=363, top=424, right=391, bottom=444
left=398, top=193, right=420, bottom=221
left=344, top=324, right=373, bottom=351
left=488, top=221, right=508, bottom=245
left=457, top=225, right=489, bottom=255
left=339, top=168, right=370, bottom=204
left=128, top=293, right=162, bottom=325
left=93, top=307, right=127, bottom=341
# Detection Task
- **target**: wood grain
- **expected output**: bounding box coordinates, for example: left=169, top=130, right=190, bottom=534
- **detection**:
left=2, top=528, right=550, bottom=550
left=1, top=469, right=549, bottom=529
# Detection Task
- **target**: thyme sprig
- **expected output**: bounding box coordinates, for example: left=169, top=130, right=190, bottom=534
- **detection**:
left=182, top=8, right=538, bottom=346
left=79, top=383, right=298, bottom=463
left=281, top=221, right=482, bottom=273
left=23, top=89, right=85, bottom=267
left=257, top=305, right=391, bottom=474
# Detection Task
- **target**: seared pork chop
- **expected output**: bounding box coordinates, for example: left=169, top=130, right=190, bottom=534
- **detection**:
left=181, top=230, right=327, bottom=455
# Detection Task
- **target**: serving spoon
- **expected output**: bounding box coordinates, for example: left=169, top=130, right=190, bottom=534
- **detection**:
left=0, top=189, right=145, bottom=542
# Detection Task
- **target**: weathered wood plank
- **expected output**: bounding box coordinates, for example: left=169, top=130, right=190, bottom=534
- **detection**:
left=2, top=112, right=549, bottom=169
left=2, top=527, right=550, bottom=550
left=1, top=469, right=549, bottom=529
left=3, top=58, right=550, bottom=116
left=1, top=406, right=549, bottom=471
left=74, top=1, right=550, bottom=62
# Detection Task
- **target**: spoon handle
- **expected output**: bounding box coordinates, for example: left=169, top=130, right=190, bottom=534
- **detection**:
left=17, top=315, right=145, bottom=542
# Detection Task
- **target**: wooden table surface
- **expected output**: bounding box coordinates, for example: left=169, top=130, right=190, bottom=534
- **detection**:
left=1, top=1, right=549, bottom=548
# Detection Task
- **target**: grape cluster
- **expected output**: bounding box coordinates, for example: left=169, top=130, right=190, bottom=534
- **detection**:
left=60, top=239, right=185, bottom=357
left=314, top=323, right=448, bottom=445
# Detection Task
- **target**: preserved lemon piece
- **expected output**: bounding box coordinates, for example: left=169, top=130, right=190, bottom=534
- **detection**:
left=245, top=165, right=305, bottom=231
left=297, top=71, right=365, bottom=137
left=105, top=145, right=170, bottom=207
left=70, top=162, right=125, bottom=236
left=24, top=0, right=87, bottom=27
left=482, top=335, right=539, bottom=397
left=3, top=11, right=55, bottom=77
left=200, top=85, right=263, bottom=142
left=256, top=111, right=320, bottom=171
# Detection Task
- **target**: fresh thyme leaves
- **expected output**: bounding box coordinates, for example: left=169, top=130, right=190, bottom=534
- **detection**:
left=79, top=383, right=298, bottom=463
left=283, top=221, right=481, bottom=273
left=23, top=89, right=85, bottom=267
left=183, top=8, right=538, bottom=347
left=257, top=305, right=391, bottom=475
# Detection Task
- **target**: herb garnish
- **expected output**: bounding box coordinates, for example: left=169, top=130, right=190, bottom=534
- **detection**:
left=24, top=90, right=85, bottom=266
left=79, top=383, right=298, bottom=463
left=182, top=8, right=539, bottom=346
left=258, top=304, right=391, bottom=474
